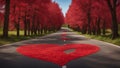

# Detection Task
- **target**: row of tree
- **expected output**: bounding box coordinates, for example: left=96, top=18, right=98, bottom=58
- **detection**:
left=65, top=0, right=120, bottom=39
left=0, top=0, right=64, bottom=37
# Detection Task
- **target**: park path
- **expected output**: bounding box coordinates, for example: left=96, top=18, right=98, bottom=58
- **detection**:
left=0, top=27, right=120, bottom=68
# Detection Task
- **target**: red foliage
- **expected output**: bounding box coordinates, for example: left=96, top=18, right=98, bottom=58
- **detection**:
left=1, top=0, right=64, bottom=31
left=0, top=2, right=4, bottom=27
left=66, top=0, right=120, bottom=34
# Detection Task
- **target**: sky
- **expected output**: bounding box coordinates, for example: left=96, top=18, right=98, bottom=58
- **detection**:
left=52, top=0, right=72, bottom=16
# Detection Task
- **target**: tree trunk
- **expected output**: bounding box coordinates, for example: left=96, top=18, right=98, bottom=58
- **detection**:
left=111, top=9, right=119, bottom=39
left=102, top=20, right=106, bottom=35
left=96, top=18, right=101, bottom=35
left=82, top=26, right=87, bottom=34
left=3, top=0, right=10, bottom=37
left=92, top=26, right=96, bottom=35
left=87, top=0, right=92, bottom=35
left=87, top=12, right=91, bottom=35
left=31, top=13, right=35, bottom=35
left=24, top=12, right=27, bottom=36
left=41, top=28, right=43, bottom=35
left=17, top=18, right=20, bottom=36
left=27, top=19, right=30, bottom=36
left=106, top=0, right=119, bottom=39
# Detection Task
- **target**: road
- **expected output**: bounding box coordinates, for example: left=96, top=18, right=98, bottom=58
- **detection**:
left=0, top=28, right=120, bottom=68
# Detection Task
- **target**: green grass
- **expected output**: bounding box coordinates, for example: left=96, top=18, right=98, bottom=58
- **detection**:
left=0, top=36, right=33, bottom=45
left=84, top=34, right=120, bottom=46
left=0, top=28, right=2, bottom=35
left=75, top=28, right=120, bottom=46
left=62, top=24, right=68, bottom=27
left=0, top=30, right=54, bottom=45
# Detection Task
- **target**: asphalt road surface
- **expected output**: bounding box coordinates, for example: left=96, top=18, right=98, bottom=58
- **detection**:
left=0, top=28, right=120, bottom=68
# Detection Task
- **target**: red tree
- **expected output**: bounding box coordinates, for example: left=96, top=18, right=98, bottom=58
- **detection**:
left=66, top=0, right=120, bottom=39
left=2, top=0, right=64, bottom=36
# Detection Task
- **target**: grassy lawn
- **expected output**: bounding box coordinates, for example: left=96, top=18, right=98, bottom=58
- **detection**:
left=0, top=29, right=54, bottom=46
left=76, top=27, right=120, bottom=46
left=84, top=34, right=120, bottom=46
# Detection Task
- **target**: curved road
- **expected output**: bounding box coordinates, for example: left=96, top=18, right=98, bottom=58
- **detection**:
left=0, top=28, right=120, bottom=68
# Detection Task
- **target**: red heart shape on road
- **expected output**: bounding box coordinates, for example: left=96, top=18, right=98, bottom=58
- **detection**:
left=17, top=44, right=99, bottom=66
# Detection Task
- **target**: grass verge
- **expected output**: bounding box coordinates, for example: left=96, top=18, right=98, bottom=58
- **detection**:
left=76, top=31, right=120, bottom=46
left=84, top=34, right=120, bottom=46
left=0, top=30, right=55, bottom=46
